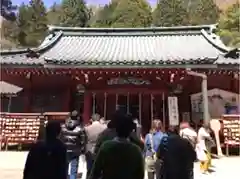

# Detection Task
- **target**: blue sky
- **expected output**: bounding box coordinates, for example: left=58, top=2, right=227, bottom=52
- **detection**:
left=12, top=0, right=157, bottom=8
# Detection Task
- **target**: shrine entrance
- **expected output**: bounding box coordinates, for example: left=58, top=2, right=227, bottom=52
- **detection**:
left=93, top=91, right=169, bottom=135
left=117, top=94, right=140, bottom=119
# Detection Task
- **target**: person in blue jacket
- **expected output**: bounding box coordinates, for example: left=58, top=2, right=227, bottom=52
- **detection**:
left=145, top=120, right=167, bottom=179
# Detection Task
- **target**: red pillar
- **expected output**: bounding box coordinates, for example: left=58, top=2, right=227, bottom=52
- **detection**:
left=106, top=94, right=115, bottom=121
left=25, top=74, right=32, bottom=112
left=64, top=88, right=71, bottom=112
left=24, top=89, right=31, bottom=112
left=142, top=94, right=151, bottom=135
left=83, top=91, right=91, bottom=124
left=95, top=93, right=104, bottom=117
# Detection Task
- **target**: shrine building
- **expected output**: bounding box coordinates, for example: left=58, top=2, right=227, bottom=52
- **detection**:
left=0, top=25, right=239, bottom=134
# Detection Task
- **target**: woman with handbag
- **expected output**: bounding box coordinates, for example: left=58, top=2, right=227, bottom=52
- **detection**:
left=144, top=120, right=167, bottom=179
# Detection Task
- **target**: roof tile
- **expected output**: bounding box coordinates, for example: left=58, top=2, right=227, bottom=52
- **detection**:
left=0, top=54, right=44, bottom=65
left=214, top=55, right=240, bottom=65
left=42, top=34, right=220, bottom=64
left=1, top=25, right=237, bottom=66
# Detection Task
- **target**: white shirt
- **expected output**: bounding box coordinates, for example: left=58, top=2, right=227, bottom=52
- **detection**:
left=197, top=127, right=210, bottom=151
left=180, top=128, right=197, bottom=138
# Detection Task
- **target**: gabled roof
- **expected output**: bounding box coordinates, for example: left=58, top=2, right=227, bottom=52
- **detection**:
left=0, top=25, right=239, bottom=67
left=0, top=81, right=23, bottom=95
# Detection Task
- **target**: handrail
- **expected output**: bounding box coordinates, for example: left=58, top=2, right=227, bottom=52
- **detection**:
left=0, top=112, right=69, bottom=116
left=0, top=112, right=41, bottom=116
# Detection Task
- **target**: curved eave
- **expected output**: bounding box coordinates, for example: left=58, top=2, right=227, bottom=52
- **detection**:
left=44, top=57, right=217, bottom=66
left=201, top=29, right=230, bottom=53
left=0, top=31, right=63, bottom=56
left=44, top=63, right=239, bottom=70
left=1, top=63, right=44, bottom=68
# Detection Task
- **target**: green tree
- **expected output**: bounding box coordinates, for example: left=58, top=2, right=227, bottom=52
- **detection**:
left=188, top=0, right=220, bottom=25
left=47, top=2, right=62, bottom=25
left=17, top=0, right=48, bottom=47
left=60, top=0, right=91, bottom=27
left=28, top=0, right=48, bottom=46
left=17, top=3, right=30, bottom=46
left=1, top=19, right=19, bottom=49
left=88, top=5, right=103, bottom=26
left=218, top=3, right=240, bottom=47
left=92, top=1, right=119, bottom=27
left=1, top=0, right=17, bottom=21
left=1, top=0, right=18, bottom=48
left=111, top=0, right=152, bottom=27
left=153, top=0, right=189, bottom=27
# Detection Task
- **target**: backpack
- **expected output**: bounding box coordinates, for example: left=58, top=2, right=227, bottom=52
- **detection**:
left=182, top=135, right=197, bottom=148
left=180, top=129, right=197, bottom=148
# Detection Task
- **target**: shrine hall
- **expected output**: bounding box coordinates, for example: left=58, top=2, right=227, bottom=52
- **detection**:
left=0, top=24, right=239, bottom=134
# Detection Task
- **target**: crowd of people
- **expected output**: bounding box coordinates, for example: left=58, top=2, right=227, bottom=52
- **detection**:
left=23, top=110, right=216, bottom=179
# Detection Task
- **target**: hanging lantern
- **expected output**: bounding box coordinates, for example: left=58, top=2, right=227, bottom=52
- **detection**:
left=173, top=84, right=183, bottom=94
left=76, top=84, right=85, bottom=93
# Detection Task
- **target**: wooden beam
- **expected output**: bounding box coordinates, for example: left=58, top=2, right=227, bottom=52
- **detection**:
left=88, top=88, right=167, bottom=94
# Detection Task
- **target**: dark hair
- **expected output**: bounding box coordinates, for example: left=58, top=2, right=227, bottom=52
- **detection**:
left=45, top=120, right=61, bottom=140
left=70, top=110, right=79, bottom=120
left=92, top=113, right=100, bottom=121
left=43, top=115, right=49, bottom=122
left=107, top=110, right=121, bottom=129
left=70, top=110, right=83, bottom=124
left=115, top=112, right=135, bottom=138
left=168, top=125, right=179, bottom=135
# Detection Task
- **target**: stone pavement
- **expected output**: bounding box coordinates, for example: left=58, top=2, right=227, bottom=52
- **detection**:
left=193, top=157, right=240, bottom=179
left=0, top=152, right=239, bottom=179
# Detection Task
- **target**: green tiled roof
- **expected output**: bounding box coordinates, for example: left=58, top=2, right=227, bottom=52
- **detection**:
left=1, top=25, right=239, bottom=67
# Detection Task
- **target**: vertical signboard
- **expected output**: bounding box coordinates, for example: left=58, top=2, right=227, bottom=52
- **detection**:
left=168, top=96, right=179, bottom=126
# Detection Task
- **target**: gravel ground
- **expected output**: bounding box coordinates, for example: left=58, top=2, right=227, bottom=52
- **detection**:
left=0, top=152, right=239, bottom=179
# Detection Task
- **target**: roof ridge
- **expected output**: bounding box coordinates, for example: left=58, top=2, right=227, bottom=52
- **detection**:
left=48, top=24, right=215, bottom=33
left=0, top=48, right=29, bottom=55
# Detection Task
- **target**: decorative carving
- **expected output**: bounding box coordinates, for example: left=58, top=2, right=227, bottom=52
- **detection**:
left=224, top=48, right=239, bottom=59
left=107, top=77, right=151, bottom=85
left=76, top=84, right=85, bottom=93
left=26, top=49, right=40, bottom=58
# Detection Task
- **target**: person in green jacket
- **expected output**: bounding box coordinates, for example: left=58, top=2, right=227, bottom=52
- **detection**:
left=88, top=112, right=145, bottom=179
left=93, top=111, right=144, bottom=156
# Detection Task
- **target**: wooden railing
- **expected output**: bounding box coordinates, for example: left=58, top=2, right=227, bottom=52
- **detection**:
left=0, top=112, right=69, bottom=151
left=222, top=114, right=240, bottom=156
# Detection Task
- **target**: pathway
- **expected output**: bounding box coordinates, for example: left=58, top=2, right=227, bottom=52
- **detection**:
left=0, top=152, right=239, bottom=179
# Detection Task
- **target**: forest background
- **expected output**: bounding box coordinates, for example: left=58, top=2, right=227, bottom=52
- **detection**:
left=1, top=0, right=239, bottom=49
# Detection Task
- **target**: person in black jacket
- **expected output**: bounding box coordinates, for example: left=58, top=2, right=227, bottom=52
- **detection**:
left=156, top=126, right=196, bottom=179
left=60, top=110, right=87, bottom=179
left=94, top=111, right=144, bottom=156
left=133, top=118, right=142, bottom=139
left=23, top=120, right=67, bottom=179
left=37, top=115, right=48, bottom=142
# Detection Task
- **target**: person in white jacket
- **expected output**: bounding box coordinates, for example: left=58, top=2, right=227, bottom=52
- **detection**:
left=196, top=124, right=212, bottom=174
